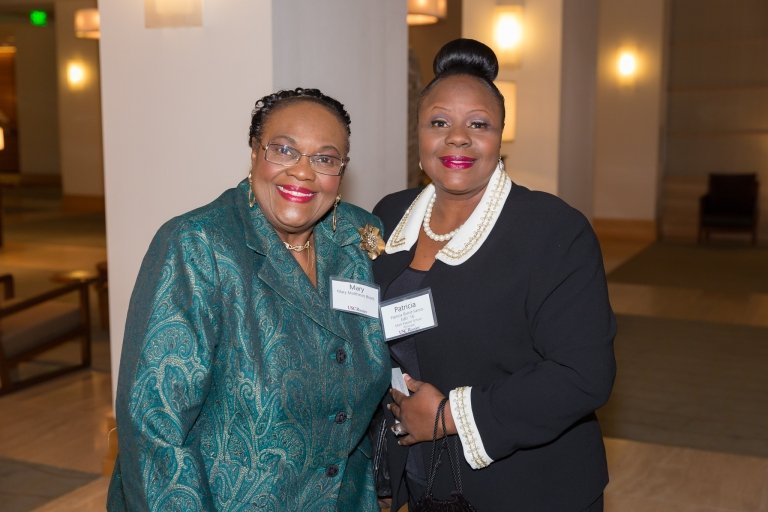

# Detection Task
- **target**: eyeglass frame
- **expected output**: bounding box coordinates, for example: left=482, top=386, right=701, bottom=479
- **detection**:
left=258, top=142, right=348, bottom=176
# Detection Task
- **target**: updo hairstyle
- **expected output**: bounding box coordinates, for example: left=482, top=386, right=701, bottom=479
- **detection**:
left=248, top=88, right=352, bottom=151
left=420, top=38, right=505, bottom=121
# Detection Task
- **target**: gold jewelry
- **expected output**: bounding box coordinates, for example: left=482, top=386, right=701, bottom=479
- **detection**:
left=418, top=161, right=423, bottom=171
left=332, top=194, right=341, bottom=232
left=283, top=240, right=310, bottom=252
left=358, top=224, right=385, bottom=260
left=248, top=170, right=256, bottom=208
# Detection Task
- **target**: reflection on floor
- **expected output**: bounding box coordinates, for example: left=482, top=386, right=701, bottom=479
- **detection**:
left=1, top=186, right=767, bottom=511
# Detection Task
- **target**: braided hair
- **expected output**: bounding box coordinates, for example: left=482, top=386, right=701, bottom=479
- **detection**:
left=248, top=88, right=352, bottom=151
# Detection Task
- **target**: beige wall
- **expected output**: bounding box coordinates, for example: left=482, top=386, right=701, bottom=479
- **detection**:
left=0, top=23, right=59, bottom=177
left=463, top=0, right=565, bottom=195
left=593, top=0, right=667, bottom=221
left=660, top=0, right=768, bottom=241
left=557, top=0, right=599, bottom=217
left=54, top=0, right=104, bottom=199
left=666, top=0, right=768, bottom=177
left=100, top=0, right=275, bottom=397
left=272, top=0, right=408, bottom=210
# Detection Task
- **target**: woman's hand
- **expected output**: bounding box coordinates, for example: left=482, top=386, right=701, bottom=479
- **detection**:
left=388, top=375, right=456, bottom=446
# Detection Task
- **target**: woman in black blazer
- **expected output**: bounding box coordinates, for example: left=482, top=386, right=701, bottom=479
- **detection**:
left=373, top=39, right=616, bottom=511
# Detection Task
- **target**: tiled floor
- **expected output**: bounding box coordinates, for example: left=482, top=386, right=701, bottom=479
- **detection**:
left=1, top=188, right=767, bottom=511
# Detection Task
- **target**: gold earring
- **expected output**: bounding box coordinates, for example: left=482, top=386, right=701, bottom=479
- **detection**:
left=248, top=170, right=256, bottom=208
left=332, top=195, right=341, bottom=232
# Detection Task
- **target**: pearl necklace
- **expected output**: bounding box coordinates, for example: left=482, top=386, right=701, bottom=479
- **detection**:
left=422, top=194, right=462, bottom=242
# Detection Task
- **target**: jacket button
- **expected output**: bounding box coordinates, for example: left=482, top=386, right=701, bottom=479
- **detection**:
left=326, top=465, right=339, bottom=477
left=335, top=348, right=347, bottom=364
left=335, top=412, right=347, bottom=424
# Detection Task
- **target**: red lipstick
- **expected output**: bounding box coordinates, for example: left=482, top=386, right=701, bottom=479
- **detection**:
left=439, top=156, right=476, bottom=169
left=276, top=184, right=316, bottom=203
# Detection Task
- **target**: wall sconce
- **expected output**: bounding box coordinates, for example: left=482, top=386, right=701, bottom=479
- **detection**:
left=495, top=81, right=517, bottom=142
left=74, top=8, right=100, bottom=39
left=616, top=47, right=640, bottom=85
left=407, top=0, right=447, bottom=25
left=0, top=127, right=5, bottom=151
left=67, top=61, right=87, bottom=90
left=492, top=5, right=524, bottom=67
left=145, top=0, right=203, bottom=28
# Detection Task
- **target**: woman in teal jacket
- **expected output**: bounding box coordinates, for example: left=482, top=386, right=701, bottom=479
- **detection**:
left=108, top=88, right=390, bottom=511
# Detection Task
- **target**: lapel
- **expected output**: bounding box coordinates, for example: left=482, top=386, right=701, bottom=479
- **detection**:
left=236, top=181, right=375, bottom=344
left=373, top=246, right=415, bottom=298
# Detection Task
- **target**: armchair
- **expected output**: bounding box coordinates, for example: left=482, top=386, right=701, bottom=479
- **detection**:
left=0, top=273, right=92, bottom=395
left=698, top=173, right=759, bottom=245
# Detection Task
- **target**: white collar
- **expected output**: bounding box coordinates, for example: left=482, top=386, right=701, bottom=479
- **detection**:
left=384, top=163, right=512, bottom=266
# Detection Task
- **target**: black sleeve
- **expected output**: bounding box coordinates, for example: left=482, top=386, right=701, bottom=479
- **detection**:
left=470, top=212, right=617, bottom=459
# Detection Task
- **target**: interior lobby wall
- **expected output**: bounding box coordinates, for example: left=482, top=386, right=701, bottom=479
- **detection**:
left=100, top=0, right=274, bottom=398
left=0, top=23, right=59, bottom=177
left=593, top=0, right=667, bottom=224
left=463, top=0, right=565, bottom=195
left=272, top=0, right=408, bottom=210
left=557, top=0, right=599, bottom=218
left=660, top=0, right=768, bottom=241
left=54, top=0, right=103, bottom=201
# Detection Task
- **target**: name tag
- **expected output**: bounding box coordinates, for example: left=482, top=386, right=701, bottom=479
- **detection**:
left=330, top=277, right=380, bottom=318
left=391, top=367, right=410, bottom=396
left=379, top=288, right=437, bottom=341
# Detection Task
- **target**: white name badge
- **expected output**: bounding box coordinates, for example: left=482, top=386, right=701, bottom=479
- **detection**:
left=330, top=277, right=380, bottom=319
left=391, top=367, right=410, bottom=396
left=379, top=288, right=438, bottom=341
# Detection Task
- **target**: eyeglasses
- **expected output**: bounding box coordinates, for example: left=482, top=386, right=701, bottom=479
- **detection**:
left=259, top=142, right=347, bottom=176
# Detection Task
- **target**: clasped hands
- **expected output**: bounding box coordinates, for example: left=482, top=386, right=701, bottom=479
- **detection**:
left=387, top=374, right=456, bottom=446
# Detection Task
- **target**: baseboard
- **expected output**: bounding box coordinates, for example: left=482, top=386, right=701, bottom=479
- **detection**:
left=103, top=411, right=117, bottom=477
left=593, top=218, right=658, bottom=242
left=62, top=194, right=105, bottom=213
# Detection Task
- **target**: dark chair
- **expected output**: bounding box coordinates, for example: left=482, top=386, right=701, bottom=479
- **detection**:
left=0, top=273, right=92, bottom=395
left=698, top=173, right=759, bottom=245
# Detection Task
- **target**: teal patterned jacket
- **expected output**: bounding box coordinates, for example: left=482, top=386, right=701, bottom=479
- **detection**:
left=107, top=180, right=390, bottom=511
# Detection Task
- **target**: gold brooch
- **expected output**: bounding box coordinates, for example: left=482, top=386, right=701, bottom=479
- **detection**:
left=358, top=224, right=385, bottom=260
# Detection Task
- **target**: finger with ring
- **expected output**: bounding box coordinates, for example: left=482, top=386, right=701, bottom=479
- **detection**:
left=391, top=423, right=407, bottom=436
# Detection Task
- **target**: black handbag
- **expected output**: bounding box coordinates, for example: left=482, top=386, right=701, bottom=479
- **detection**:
left=411, top=398, right=477, bottom=512
left=370, top=406, right=391, bottom=497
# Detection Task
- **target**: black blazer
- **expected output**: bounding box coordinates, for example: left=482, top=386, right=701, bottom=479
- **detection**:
left=373, top=184, right=617, bottom=511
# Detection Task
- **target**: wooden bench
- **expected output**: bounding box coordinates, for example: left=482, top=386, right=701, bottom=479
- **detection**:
left=0, top=273, right=92, bottom=395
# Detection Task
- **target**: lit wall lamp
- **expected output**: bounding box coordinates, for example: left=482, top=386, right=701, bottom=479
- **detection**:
left=407, top=0, right=447, bottom=25
left=145, top=0, right=203, bottom=28
left=492, top=4, right=524, bottom=67
left=67, top=61, right=87, bottom=90
left=616, top=47, right=640, bottom=85
left=74, top=8, right=100, bottom=39
left=0, top=127, right=5, bottom=151
left=496, top=81, right=517, bottom=141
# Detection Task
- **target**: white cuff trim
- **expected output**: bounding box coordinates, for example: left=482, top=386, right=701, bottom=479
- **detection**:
left=450, top=386, right=493, bottom=469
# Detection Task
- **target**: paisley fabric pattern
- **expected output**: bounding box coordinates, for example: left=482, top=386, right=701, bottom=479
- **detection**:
left=108, top=180, right=390, bottom=511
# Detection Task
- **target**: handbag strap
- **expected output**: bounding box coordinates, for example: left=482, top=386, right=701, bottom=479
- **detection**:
left=440, top=399, right=464, bottom=494
left=423, top=397, right=464, bottom=495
